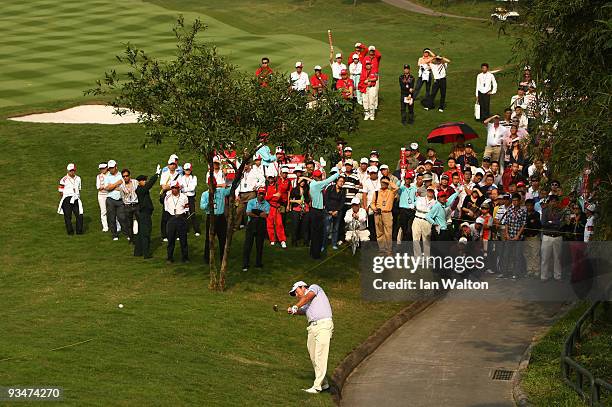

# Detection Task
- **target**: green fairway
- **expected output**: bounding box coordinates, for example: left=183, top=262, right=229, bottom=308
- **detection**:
left=1, top=0, right=520, bottom=405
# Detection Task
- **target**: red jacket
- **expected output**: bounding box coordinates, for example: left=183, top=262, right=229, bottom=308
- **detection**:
left=255, top=66, right=273, bottom=87
left=310, top=73, right=329, bottom=90
left=336, top=78, right=354, bottom=99
left=361, top=50, right=382, bottom=73
left=358, top=69, right=377, bottom=93
left=265, top=178, right=291, bottom=207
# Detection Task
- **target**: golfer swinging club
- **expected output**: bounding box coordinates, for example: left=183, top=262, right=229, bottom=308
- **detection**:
left=288, top=281, right=333, bottom=394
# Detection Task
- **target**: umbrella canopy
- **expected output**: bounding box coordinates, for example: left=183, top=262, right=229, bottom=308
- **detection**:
left=427, top=122, right=479, bottom=144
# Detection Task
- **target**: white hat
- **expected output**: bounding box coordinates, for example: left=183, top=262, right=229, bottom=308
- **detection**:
left=212, top=156, right=221, bottom=163
left=586, top=203, right=596, bottom=212
left=289, top=280, right=308, bottom=296
left=380, top=164, right=389, bottom=170
left=351, top=53, right=360, bottom=60
left=474, top=168, right=485, bottom=177
left=410, top=142, right=419, bottom=150
left=169, top=154, right=178, bottom=161
left=314, top=65, right=322, bottom=71
left=511, top=136, right=521, bottom=143
left=344, top=146, right=352, bottom=151
left=295, top=61, right=303, bottom=68
left=369, top=157, right=379, bottom=163
left=367, top=166, right=378, bottom=173
left=275, top=146, right=284, bottom=153
left=170, top=180, right=180, bottom=188
left=424, top=159, right=434, bottom=165
left=98, top=163, right=107, bottom=169
left=167, top=157, right=176, bottom=164
left=184, top=162, right=192, bottom=170
left=460, top=221, right=470, bottom=228
left=458, top=237, right=468, bottom=244
left=107, top=160, right=117, bottom=168
left=335, top=53, right=342, bottom=58
left=294, top=164, right=304, bottom=172
left=281, top=167, right=289, bottom=173
left=475, top=217, right=485, bottom=225
left=354, top=42, right=362, bottom=47
left=66, top=163, right=76, bottom=171
left=360, top=157, right=369, bottom=164
left=351, top=197, right=361, bottom=205
left=368, top=45, right=376, bottom=51
left=253, top=154, right=262, bottom=160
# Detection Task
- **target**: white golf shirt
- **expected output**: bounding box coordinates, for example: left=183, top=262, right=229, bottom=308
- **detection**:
left=290, top=71, right=309, bottom=91
left=179, top=174, right=198, bottom=197
left=330, top=61, right=347, bottom=80
left=475, top=71, right=497, bottom=96
left=486, top=122, right=506, bottom=147
left=430, top=63, right=447, bottom=80
left=164, top=192, right=189, bottom=216
left=96, top=173, right=107, bottom=196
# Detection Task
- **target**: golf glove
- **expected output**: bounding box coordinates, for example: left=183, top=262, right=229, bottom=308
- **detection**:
left=156, top=164, right=161, bottom=175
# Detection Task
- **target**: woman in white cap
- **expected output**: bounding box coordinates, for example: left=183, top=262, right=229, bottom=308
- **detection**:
left=349, top=54, right=363, bottom=105
left=310, top=65, right=329, bottom=96
left=414, top=48, right=435, bottom=100
left=329, top=52, right=346, bottom=89
left=179, top=163, right=201, bottom=236
left=290, top=62, right=309, bottom=94
left=58, top=163, right=83, bottom=235
left=96, top=162, right=109, bottom=232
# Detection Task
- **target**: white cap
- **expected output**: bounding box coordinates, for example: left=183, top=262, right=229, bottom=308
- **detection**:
left=289, top=280, right=308, bottom=296
left=314, top=65, right=322, bottom=71
left=170, top=180, right=180, bottom=188
left=459, top=237, right=468, bottom=244
left=167, top=157, right=175, bottom=164
left=295, top=61, right=303, bottom=68
left=360, top=157, right=369, bottom=164
left=410, top=142, right=419, bottom=150
left=66, top=163, right=76, bottom=171
left=367, top=166, right=378, bottom=173
left=281, top=167, right=289, bottom=173
left=460, top=221, right=470, bottom=228
left=169, top=154, right=178, bottom=161
left=511, top=136, right=521, bottom=143
left=475, top=217, right=485, bottom=225
left=424, top=159, right=434, bottom=165
left=351, top=53, right=360, bottom=60
left=474, top=168, right=485, bottom=176
left=335, top=53, right=342, bottom=58
left=253, top=154, right=262, bottom=160
left=380, top=164, right=389, bottom=170
left=586, top=203, right=596, bottom=212
left=212, top=156, right=221, bottom=163
left=354, top=42, right=362, bottom=47
left=184, top=162, right=192, bottom=170
left=107, top=160, right=117, bottom=168
left=344, top=146, right=352, bottom=151
left=294, top=164, right=304, bottom=172
left=369, top=157, right=379, bottom=163
left=351, top=197, right=361, bottom=205
left=368, top=45, right=376, bottom=51
left=98, top=163, right=107, bottom=169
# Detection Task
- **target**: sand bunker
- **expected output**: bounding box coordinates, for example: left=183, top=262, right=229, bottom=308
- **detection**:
left=8, top=105, right=140, bottom=125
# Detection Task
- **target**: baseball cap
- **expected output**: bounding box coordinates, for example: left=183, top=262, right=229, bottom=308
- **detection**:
left=368, top=45, right=376, bottom=51
left=344, top=160, right=354, bottom=167
left=294, top=164, right=304, bottom=172
left=212, top=156, right=221, bottom=163
left=335, top=53, right=342, bottom=58
left=460, top=221, right=470, bottom=228
left=410, top=142, right=419, bottom=150
left=253, top=154, right=262, bottom=161
left=474, top=168, right=485, bottom=177
left=351, top=197, right=361, bottom=205
left=380, top=164, right=389, bottom=170
left=369, top=157, right=379, bottom=163
left=586, top=203, right=596, bottom=212
left=459, top=237, right=468, bottom=244
left=167, top=157, right=176, bottom=164
left=344, top=146, right=353, bottom=151
left=170, top=180, right=180, bottom=189
left=424, top=159, right=434, bottom=165
left=475, top=217, right=485, bottom=225
left=107, top=160, right=117, bottom=168
left=312, top=169, right=323, bottom=177
left=314, top=65, right=322, bottom=71
left=295, top=61, right=303, bottom=68
left=352, top=54, right=359, bottom=60
left=483, top=156, right=491, bottom=162
left=340, top=68, right=348, bottom=75
left=354, top=42, right=362, bottom=48
left=367, top=166, right=378, bottom=173
left=405, top=170, right=415, bottom=179
left=423, top=173, right=433, bottom=182
left=360, top=157, right=369, bottom=164
left=66, top=163, right=76, bottom=171
left=465, top=143, right=474, bottom=148
left=517, top=181, right=526, bottom=187
left=403, top=64, right=410, bottom=69
left=440, top=174, right=449, bottom=180
left=98, top=162, right=107, bottom=169
left=275, top=146, right=284, bottom=154
left=169, top=154, right=178, bottom=161
left=281, top=167, right=289, bottom=173
left=184, top=162, right=192, bottom=170
left=289, top=281, right=308, bottom=296
left=370, top=150, right=379, bottom=156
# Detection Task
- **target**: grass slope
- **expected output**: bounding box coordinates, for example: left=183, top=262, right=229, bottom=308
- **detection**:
left=1, top=0, right=520, bottom=405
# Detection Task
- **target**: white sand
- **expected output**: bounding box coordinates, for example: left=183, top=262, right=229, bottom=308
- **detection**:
left=8, top=105, right=141, bottom=125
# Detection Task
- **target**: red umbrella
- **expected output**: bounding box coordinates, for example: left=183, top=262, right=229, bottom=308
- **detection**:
left=427, top=122, right=479, bottom=144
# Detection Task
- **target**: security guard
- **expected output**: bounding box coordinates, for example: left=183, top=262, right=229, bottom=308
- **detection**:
left=164, top=180, right=190, bottom=263
left=399, top=64, right=415, bottom=125
left=134, top=165, right=161, bottom=258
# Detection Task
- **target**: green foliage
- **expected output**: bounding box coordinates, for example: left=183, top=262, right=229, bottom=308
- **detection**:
left=515, top=0, right=612, bottom=238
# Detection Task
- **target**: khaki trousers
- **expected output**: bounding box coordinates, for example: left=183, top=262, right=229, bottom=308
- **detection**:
left=412, top=217, right=432, bottom=257
left=307, top=319, right=333, bottom=391
left=483, top=145, right=501, bottom=162
left=541, top=234, right=562, bottom=280
left=524, top=235, right=541, bottom=276
left=375, top=212, right=393, bottom=253
left=363, top=86, right=379, bottom=116
left=236, top=191, right=256, bottom=228
left=98, top=193, right=108, bottom=231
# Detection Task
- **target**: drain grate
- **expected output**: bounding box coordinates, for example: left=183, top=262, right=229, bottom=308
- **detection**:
left=492, top=369, right=515, bottom=381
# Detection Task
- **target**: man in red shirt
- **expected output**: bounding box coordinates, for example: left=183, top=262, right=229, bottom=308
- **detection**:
left=366, top=45, right=382, bottom=74
left=502, top=162, right=526, bottom=192
left=335, top=69, right=354, bottom=100
left=310, top=65, right=329, bottom=96
left=255, top=57, right=273, bottom=87
left=359, top=58, right=378, bottom=120
left=354, top=42, right=367, bottom=61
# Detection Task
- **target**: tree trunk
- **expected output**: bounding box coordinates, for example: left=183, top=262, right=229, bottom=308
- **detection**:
left=207, top=153, right=219, bottom=290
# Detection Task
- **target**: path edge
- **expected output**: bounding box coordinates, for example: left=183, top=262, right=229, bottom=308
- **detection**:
left=331, top=298, right=437, bottom=404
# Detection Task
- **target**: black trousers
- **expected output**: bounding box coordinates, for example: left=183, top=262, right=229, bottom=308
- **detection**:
left=134, top=210, right=152, bottom=258
left=396, top=208, right=415, bottom=241
left=243, top=217, right=266, bottom=268
left=161, top=210, right=170, bottom=239
left=167, top=215, right=188, bottom=262
left=187, top=196, right=201, bottom=234
left=337, top=206, right=350, bottom=242
left=309, top=208, right=325, bottom=259
left=413, top=77, right=430, bottom=100
left=400, top=96, right=414, bottom=124
left=427, top=77, right=447, bottom=110
left=290, top=210, right=309, bottom=245
left=204, top=214, right=227, bottom=263
left=367, top=213, right=377, bottom=242
left=106, top=197, right=126, bottom=238
left=123, top=203, right=139, bottom=241
left=478, top=91, right=491, bottom=121
left=61, top=197, right=83, bottom=235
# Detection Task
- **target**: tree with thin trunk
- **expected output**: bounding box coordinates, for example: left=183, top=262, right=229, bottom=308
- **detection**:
left=89, top=17, right=360, bottom=289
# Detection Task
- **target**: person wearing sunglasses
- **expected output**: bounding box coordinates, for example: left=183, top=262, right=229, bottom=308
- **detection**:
left=255, top=57, right=273, bottom=87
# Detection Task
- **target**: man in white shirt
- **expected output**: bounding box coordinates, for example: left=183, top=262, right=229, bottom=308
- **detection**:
left=164, top=180, right=190, bottom=263
left=290, top=61, right=309, bottom=94
left=412, top=186, right=437, bottom=257
left=205, top=157, right=226, bottom=188
left=344, top=197, right=370, bottom=243
left=329, top=52, right=346, bottom=89
left=119, top=168, right=139, bottom=242
left=179, top=162, right=201, bottom=236
left=423, top=55, right=450, bottom=112
left=475, top=63, right=497, bottom=121
left=361, top=166, right=380, bottom=241
left=159, top=158, right=182, bottom=241
left=510, top=86, right=528, bottom=110
left=96, top=162, right=109, bottom=232
left=356, top=157, right=369, bottom=186
left=235, top=161, right=266, bottom=229
left=58, top=163, right=83, bottom=235
left=482, top=115, right=506, bottom=162
left=105, top=160, right=126, bottom=241
left=348, top=54, right=362, bottom=105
